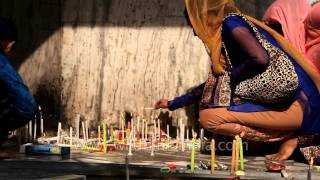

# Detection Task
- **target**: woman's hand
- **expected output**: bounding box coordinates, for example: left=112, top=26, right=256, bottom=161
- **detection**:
left=154, top=99, right=169, bottom=109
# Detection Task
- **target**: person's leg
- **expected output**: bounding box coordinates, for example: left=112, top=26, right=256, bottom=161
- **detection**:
left=199, top=100, right=303, bottom=141
left=0, top=96, right=27, bottom=147
left=199, top=100, right=303, bottom=160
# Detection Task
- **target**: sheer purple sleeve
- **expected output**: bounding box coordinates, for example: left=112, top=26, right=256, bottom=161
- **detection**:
left=223, top=16, right=269, bottom=85
left=168, top=83, right=204, bottom=111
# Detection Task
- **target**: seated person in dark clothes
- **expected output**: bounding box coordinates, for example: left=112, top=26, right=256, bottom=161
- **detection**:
left=0, top=17, right=36, bottom=146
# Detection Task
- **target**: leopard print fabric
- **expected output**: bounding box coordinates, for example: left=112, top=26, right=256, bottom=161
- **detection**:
left=223, top=14, right=299, bottom=104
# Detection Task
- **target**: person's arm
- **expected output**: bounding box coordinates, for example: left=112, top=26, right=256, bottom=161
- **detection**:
left=154, top=83, right=205, bottom=111
left=223, top=16, right=269, bottom=86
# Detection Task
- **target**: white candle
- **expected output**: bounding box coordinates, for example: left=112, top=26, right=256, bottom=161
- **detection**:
left=98, top=125, right=101, bottom=143
left=85, top=121, right=89, bottom=140
left=131, top=114, right=134, bottom=130
left=157, top=119, right=160, bottom=140
left=151, top=133, right=155, bottom=156
left=57, top=122, right=62, bottom=144
left=29, top=121, right=32, bottom=141
left=145, top=120, right=148, bottom=140
left=181, top=124, right=185, bottom=152
left=179, top=118, right=182, bottom=127
left=128, top=131, right=133, bottom=156
left=186, top=128, right=189, bottom=141
left=176, top=129, right=179, bottom=145
left=33, top=116, right=37, bottom=141
left=153, top=120, right=157, bottom=139
left=192, top=128, right=195, bottom=139
left=200, top=128, right=204, bottom=140
left=82, top=121, right=86, bottom=143
left=121, top=118, right=125, bottom=142
left=76, top=114, right=80, bottom=140
left=70, top=127, right=73, bottom=146
left=137, top=116, right=140, bottom=133
left=141, top=120, right=145, bottom=141
left=39, top=106, right=43, bottom=136
left=200, top=128, right=204, bottom=151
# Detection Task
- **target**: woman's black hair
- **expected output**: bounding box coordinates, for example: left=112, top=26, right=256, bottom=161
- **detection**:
left=0, top=17, right=18, bottom=42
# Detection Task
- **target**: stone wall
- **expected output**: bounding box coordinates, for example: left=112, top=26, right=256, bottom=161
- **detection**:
left=0, top=0, right=274, bottom=129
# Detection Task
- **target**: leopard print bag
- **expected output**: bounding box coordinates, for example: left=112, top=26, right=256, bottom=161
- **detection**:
left=223, top=14, right=299, bottom=104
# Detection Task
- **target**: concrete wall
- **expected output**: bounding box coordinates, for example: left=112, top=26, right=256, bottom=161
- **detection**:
left=0, top=0, right=274, bottom=129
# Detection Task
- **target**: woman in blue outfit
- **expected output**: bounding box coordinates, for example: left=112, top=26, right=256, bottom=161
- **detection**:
left=155, top=0, right=320, bottom=161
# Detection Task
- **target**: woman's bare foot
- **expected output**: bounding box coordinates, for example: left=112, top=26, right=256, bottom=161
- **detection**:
left=266, top=138, right=298, bottom=161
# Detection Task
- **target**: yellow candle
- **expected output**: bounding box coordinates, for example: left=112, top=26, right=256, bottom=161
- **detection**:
left=235, top=136, right=239, bottom=171
left=126, top=128, right=130, bottom=144
left=191, top=138, right=195, bottom=173
left=102, top=122, right=107, bottom=153
left=211, top=139, right=215, bottom=175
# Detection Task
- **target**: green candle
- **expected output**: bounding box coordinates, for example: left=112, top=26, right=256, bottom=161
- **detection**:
left=191, top=138, right=195, bottom=173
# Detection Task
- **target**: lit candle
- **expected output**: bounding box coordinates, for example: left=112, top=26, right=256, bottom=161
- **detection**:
left=211, top=139, right=215, bottom=175
left=191, top=138, right=195, bottom=173
left=102, top=122, right=107, bottom=153
left=39, top=106, right=43, bottom=136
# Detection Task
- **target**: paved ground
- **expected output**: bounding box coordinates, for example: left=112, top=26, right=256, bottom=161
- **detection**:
left=0, top=147, right=319, bottom=179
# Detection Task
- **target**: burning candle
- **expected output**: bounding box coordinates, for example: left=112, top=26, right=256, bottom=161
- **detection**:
left=39, top=106, right=43, bottom=136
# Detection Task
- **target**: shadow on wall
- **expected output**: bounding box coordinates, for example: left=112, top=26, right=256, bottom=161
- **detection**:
left=0, top=0, right=273, bottom=129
